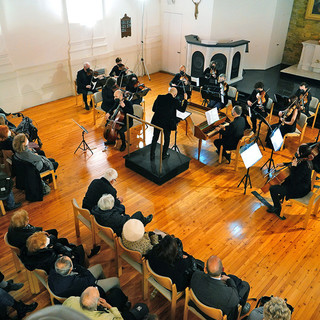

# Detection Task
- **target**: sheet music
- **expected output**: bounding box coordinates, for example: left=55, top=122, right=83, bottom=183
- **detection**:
left=176, top=110, right=191, bottom=120
left=240, top=142, right=262, bottom=169
left=205, top=107, right=219, bottom=125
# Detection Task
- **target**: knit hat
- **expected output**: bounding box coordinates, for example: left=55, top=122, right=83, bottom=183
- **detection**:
left=123, top=219, right=145, bottom=242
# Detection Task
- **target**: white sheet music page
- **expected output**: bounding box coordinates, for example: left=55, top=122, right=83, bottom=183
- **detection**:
left=205, top=107, right=219, bottom=125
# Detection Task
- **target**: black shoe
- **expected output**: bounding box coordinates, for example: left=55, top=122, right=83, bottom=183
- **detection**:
left=15, top=301, right=38, bottom=318
left=88, top=245, right=101, bottom=258
left=85, top=105, right=90, bottom=110
left=4, top=280, right=24, bottom=292
left=241, top=302, right=251, bottom=316
left=5, top=202, right=22, bottom=211
left=150, top=153, right=155, bottom=161
left=224, top=153, right=231, bottom=164
left=119, top=144, right=126, bottom=152
left=267, top=206, right=281, bottom=216
left=104, top=141, right=116, bottom=146
left=162, top=153, right=170, bottom=160
left=145, top=214, right=153, bottom=225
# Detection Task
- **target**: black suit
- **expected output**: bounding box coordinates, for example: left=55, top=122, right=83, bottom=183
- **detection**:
left=295, top=89, right=312, bottom=117
left=214, top=116, right=245, bottom=159
left=191, top=271, right=250, bottom=320
left=76, top=69, right=96, bottom=108
left=101, top=86, right=115, bottom=113
left=150, top=93, right=187, bottom=157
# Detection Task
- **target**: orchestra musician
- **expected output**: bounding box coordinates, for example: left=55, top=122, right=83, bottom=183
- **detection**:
left=213, top=106, right=245, bottom=163
left=76, top=62, right=98, bottom=110
left=170, top=65, right=192, bottom=102
left=104, top=90, right=133, bottom=152
left=109, top=57, right=123, bottom=77
left=267, top=144, right=313, bottom=216
left=247, top=82, right=269, bottom=133
left=125, top=75, right=143, bottom=105
left=203, top=61, right=219, bottom=86
left=101, top=77, right=117, bottom=113
left=207, top=74, right=229, bottom=110
left=294, top=82, right=312, bottom=117
left=150, top=87, right=188, bottom=161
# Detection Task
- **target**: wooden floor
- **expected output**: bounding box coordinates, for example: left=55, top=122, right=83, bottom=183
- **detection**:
left=1, top=72, right=320, bottom=319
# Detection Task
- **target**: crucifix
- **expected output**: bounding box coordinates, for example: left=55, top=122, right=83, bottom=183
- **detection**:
left=192, top=0, right=201, bottom=20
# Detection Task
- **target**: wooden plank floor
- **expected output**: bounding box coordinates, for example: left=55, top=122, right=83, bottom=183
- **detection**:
left=1, top=72, right=320, bottom=319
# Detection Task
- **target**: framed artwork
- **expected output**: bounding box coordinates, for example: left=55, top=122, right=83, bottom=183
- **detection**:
left=305, top=0, right=320, bottom=20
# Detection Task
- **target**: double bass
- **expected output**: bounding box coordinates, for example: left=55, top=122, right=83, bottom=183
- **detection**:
left=103, top=103, right=125, bottom=142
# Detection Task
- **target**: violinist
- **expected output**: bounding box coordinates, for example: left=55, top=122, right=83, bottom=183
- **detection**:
left=76, top=62, right=98, bottom=110
left=203, top=61, right=219, bottom=86
left=267, top=144, right=313, bottom=216
left=207, top=74, right=229, bottom=110
left=170, top=65, right=192, bottom=102
left=109, top=57, right=123, bottom=77
left=125, top=75, right=143, bottom=105
left=294, top=82, right=312, bottom=117
left=247, top=82, right=269, bottom=133
left=104, top=90, right=133, bottom=152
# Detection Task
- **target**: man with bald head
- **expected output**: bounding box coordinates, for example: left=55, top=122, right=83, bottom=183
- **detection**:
left=191, top=255, right=251, bottom=320
left=104, top=89, right=134, bottom=152
left=150, top=87, right=188, bottom=160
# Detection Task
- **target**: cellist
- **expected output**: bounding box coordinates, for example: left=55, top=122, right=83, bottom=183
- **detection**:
left=267, top=144, right=313, bottom=216
left=104, top=90, right=133, bottom=152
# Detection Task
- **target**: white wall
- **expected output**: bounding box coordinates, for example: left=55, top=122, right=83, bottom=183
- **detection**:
left=0, top=0, right=161, bottom=112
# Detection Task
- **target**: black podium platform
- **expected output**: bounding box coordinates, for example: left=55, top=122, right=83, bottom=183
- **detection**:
left=124, top=144, right=191, bottom=185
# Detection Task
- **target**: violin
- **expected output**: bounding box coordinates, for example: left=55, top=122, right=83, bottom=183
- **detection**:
left=86, top=68, right=93, bottom=76
left=103, top=103, right=125, bottom=142
left=257, top=90, right=267, bottom=105
left=298, top=89, right=310, bottom=110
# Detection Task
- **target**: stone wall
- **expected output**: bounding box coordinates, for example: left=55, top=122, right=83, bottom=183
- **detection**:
left=282, top=0, right=319, bottom=65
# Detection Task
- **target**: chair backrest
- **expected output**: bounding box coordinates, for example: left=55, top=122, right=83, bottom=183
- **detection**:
left=93, top=216, right=116, bottom=249
left=146, top=259, right=175, bottom=292
left=47, top=283, right=67, bottom=305
left=93, top=91, right=103, bottom=107
left=297, top=112, right=307, bottom=128
left=228, top=86, right=238, bottom=100
left=4, top=232, right=20, bottom=255
left=266, top=98, right=274, bottom=111
left=116, top=236, right=143, bottom=264
left=133, top=104, right=144, bottom=119
left=309, top=97, right=319, bottom=112
left=95, top=68, right=105, bottom=75
left=186, top=287, right=227, bottom=320
left=72, top=198, right=93, bottom=230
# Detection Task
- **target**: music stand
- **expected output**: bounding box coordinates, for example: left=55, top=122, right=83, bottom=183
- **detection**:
left=172, top=110, right=191, bottom=152
left=260, top=128, right=283, bottom=173
left=252, top=109, right=271, bottom=151
left=238, top=142, right=262, bottom=194
left=73, top=119, right=93, bottom=155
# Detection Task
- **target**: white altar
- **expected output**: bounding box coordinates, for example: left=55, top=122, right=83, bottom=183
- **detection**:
left=298, top=40, right=320, bottom=73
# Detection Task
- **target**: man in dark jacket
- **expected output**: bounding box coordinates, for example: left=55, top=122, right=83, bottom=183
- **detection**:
left=150, top=87, right=188, bottom=160
left=91, top=194, right=152, bottom=237
left=82, top=168, right=122, bottom=212
left=213, top=105, right=246, bottom=163
left=191, top=255, right=250, bottom=320
left=48, top=256, right=119, bottom=299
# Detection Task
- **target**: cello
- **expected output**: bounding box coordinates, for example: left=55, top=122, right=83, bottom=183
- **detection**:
left=103, top=103, right=125, bottom=142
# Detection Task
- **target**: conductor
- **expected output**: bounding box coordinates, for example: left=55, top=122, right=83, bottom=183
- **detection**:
left=150, top=87, right=187, bottom=161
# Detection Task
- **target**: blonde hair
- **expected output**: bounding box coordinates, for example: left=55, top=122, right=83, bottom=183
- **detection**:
left=13, top=133, right=27, bottom=153
left=10, top=209, right=29, bottom=228
left=0, top=125, right=9, bottom=141
left=26, top=231, right=48, bottom=253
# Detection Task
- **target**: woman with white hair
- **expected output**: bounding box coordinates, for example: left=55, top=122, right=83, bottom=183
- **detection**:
left=91, top=194, right=153, bottom=237
left=82, top=168, right=123, bottom=212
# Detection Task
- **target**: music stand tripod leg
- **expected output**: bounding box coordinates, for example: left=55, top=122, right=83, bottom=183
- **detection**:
left=171, top=128, right=180, bottom=153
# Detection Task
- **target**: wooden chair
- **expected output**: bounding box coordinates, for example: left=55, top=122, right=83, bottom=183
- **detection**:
left=282, top=184, right=320, bottom=229
left=129, top=104, right=146, bottom=144
left=280, top=113, right=308, bottom=151
left=266, top=98, right=274, bottom=123
left=227, top=86, right=239, bottom=107
left=92, top=91, right=104, bottom=125
left=146, top=260, right=184, bottom=320
left=4, top=232, right=22, bottom=273
left=74, top=80, right=93, bottom=108
left=47, top=283, right=67, bottom=305
left=40, top=170, right=57, bottom=190
left=116, top=237, right=148, bottom=300
left=308, top=97, right=319, bottom=129
left=183, top=287, right=227, bottom=320
left=219, top=131, right=254, bottom=171
left=72, top=198, right=97, bottom=248
left=93, top=217, right=119, bottom=276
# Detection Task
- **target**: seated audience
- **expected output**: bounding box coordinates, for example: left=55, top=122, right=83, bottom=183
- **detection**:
left=0, top=169, right=21, bottom=211
left=48, top=256, right=120, bottom=299
left=92, top=194, right=153, bottom=237
left=7, top=209, right=58, bottom=249
left=12, top=133, right=58, bottom=172
left=63, top=286, right=122, bottom=320
left=190, top=255, right=251, bottom=320
left=146, top=235, right=202, bottom=292
left=0, top=114, right=16, bottom=130
left=248, top=297, right=291, bottom=320
left=0, top=271, right=37, bottom=319
left=121, top=219, right=160, bottom=256
left=20, top=231, right=88, bottom=274
left=0, top=125, right=14, bottom=151
left=83, top=168, right=123, bottom=212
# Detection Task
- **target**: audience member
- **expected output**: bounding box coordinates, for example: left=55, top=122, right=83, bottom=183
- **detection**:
left=82, top=168, right=123, bottom=212
left=0, top=114, right=16, bottom=130
left=12, top=133, right=58, bottom=172
left=92, top=194, right=153, bottom=237
left=248, top=297, right=291, bottom=320
left=0, top=125, right=14, bottom=151
left=7, top=209, right=58, bottom=249
left=0, top=169, right=21, bottom=211
left=20, top=231, right=88, bottom=274
left=48, top=256, right=120, bottom=299
left=121, top=219, right=160, bottom=256
left=146, top=235, right=202, bottom=292
left=191, top=255, right=251, bottom=320
left=0, top=271, right=23, bottom=293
